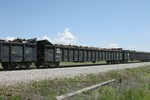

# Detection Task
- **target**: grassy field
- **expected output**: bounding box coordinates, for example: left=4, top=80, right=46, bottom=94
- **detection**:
left=0, top=65, right=150, bottom=100
left=72, top=67, right=150, bottom=100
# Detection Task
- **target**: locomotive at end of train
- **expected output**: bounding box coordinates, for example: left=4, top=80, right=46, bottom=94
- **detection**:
left=0, top=38, right=150, bottom=70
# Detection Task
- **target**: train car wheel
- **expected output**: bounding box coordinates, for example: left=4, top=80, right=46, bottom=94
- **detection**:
left=35, top=63, right=41, bottom=68
left=9, top=63, right=16, bottom=70
left=55, top=62, right=60, bottom=67
left=25, top=63, right=30, bottom=69
left=48, top=62, right=60, bottom=68
left=48, top=63, right=54, bottom=68
left=2, top=63, right=9, bottom=70
left=43, top=63, right=49, bottom=68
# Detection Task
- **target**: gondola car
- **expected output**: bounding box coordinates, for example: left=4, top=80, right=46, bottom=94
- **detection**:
left=123, top=50, right=150, bottom=62
left=36, top=40, right=124, bottom=68
left=0, top=38, right=36, bottom=69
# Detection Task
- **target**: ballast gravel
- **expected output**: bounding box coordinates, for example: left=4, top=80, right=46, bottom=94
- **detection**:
left=0, top=62, right=150, bottom=86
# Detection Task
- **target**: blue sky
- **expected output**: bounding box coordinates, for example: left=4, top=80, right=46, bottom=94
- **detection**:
left=0, top=0, right=150, bottom=51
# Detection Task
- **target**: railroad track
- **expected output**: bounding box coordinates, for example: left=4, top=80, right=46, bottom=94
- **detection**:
left=0, top=62, right=150, bottom=86
left=0, top=61, right=143, bottom=71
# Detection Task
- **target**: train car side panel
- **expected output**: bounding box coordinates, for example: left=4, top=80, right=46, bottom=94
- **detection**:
left=55, top=47, right=61, bottom=62
left=24, top=44, right=37, bottom=62
left=88, top=50, right=92, bottom=61
left=74, top=49, right=79, bottom=62
left=92, top=51, right=95, bottom=61
left=1, top=43, right=10, bottom=62
left=83, top=50, right=88, bottom=61
left=63, top=48, right=69, bottom=61
left=0, top=43, right=1, bottom=62
left=44, top=46, right=54, bottom=62
left=11, top=44, right=23, bottom=62
left=69, top=49, right=74, bottom=62
left=96, top=51, right=99, bottom=61
left=79, top=50, right=83, bottom=61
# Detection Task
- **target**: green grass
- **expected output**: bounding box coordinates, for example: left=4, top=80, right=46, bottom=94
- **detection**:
left=0, top=66, right=150, bottom=100
left=72, top=66, right=150, bottom=100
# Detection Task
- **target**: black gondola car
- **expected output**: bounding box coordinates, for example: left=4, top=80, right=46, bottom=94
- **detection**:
left=124, top=50, right=150, bottom=62
left=0, top=39, right=37, bottom=69
left=36, top=40, right=124, bottom=68
left=36, top=40, right=61, bottom=68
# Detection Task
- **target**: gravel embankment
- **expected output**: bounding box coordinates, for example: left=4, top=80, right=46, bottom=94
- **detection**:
left=0, top=62, right=150, bottom=86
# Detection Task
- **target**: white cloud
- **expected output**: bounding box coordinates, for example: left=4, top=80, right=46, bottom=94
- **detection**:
left=42, top=36, right=53, bottom=42
left=43, top=28, right=77, bottom=45
left=100, top=43, right=120, bottom=48
left=54, top=28, right=77, bottom=45
left=5, top=37, right=16, bottom=41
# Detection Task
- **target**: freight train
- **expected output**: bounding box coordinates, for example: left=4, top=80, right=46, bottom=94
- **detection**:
left=0, top=38, right=150, bottom=70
